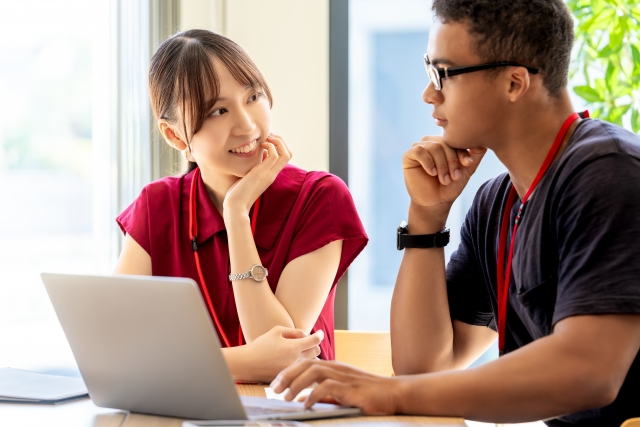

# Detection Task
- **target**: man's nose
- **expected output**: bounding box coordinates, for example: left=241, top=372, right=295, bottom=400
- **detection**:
left=422, top=81, right=442, bottom=105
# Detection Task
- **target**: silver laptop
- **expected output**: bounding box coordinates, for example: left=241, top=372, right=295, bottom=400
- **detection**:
left=41, top=273, right=361, bottom=421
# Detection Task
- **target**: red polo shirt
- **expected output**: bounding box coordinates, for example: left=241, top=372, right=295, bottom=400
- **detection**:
left=116, top=164, right=368, bottom=359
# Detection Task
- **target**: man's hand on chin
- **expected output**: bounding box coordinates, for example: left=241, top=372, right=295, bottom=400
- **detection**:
left=270, top=359, right=402, bottom=415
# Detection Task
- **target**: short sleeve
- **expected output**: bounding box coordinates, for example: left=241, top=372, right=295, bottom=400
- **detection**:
left=553, top=154, right=640, bottom=324
left=447, top=205, right=497, bottom=331
left=115, top=187, right=152, bottom=255
left=287, top=174, right=368, bottom=286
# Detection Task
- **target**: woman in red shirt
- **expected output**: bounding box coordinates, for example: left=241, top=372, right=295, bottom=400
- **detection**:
left=114, top=30, right=367, bottom=382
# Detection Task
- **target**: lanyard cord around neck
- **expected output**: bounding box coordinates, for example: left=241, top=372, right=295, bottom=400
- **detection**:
left=496, top=111, right=587, bottom=356
left=189, top=167, right=261, bottom=348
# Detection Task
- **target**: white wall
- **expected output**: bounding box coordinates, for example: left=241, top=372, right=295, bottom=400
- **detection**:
left=180, top=0, right=330, bottom=173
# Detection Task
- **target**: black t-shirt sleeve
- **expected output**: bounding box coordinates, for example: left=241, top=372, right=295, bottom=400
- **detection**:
left=553, top=153, right=640, bottom=325
left=446, top=204, right=497, bottom=331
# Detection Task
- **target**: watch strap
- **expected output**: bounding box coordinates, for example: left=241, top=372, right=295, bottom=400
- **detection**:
left=399, top=231, right=450, bottom=249
left=397, top=221, right=450, bottom=249
left=229, top=264, right=268, bottom=282
left=229, top=271, right=253, bottom=281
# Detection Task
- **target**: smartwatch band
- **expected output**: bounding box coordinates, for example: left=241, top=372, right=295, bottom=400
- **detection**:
left=397, top=220, right=450, bottom=250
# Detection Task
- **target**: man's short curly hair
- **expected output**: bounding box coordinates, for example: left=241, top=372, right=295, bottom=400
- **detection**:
left=432, top=0, right=574, bottom=97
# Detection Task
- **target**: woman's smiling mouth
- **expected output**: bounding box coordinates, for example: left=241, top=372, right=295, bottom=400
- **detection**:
left=229, top=139, right=258, bottom=156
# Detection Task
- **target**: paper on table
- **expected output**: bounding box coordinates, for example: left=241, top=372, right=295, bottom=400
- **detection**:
left=264, top=387, right=313, bottom=402
left=0, top=367, right=89, bottom=404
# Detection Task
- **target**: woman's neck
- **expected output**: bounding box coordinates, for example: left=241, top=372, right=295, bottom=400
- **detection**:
left=197, top=166, right=239, bottom=215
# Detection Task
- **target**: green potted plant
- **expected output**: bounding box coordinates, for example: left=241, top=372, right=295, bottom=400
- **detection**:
left=566, top=0, right=640, bottom=132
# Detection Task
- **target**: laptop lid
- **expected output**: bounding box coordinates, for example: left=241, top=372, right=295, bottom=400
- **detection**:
left=41, top=273, right=247, bottom=420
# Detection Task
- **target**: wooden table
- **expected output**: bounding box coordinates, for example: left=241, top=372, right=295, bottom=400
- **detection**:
left=0, top=383, right=467, bottom=427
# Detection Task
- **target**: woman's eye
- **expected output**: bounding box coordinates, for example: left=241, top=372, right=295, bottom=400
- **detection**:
left=250, top=92, right=262, bottom=102
left=210, top=108, right=227, bottom=117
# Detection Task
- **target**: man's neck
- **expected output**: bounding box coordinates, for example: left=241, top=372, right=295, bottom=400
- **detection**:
left=492, top=95, right=578, bottom=199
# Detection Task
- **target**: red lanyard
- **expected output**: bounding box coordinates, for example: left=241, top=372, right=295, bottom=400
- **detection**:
left=496, top=112, right=586, bottom=356
left=189, top=167, right=260, bottom=348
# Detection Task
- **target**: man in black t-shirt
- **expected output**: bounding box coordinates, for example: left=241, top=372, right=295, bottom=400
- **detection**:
left=271, top=0, right=640, bottom=425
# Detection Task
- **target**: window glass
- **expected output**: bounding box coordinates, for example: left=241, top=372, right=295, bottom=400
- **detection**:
left=0, top=0, right=96, bottom=377
left=347, top=1, right=504, bottom=367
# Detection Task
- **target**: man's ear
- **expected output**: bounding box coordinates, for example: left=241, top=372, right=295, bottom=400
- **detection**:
left=158, top=119, right=188, bottom=151
left=506, top=67, right=531, bottom=103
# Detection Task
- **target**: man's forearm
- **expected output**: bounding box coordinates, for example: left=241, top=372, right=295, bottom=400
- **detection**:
left=390, top=203, right=456, bottom=374
left=394, top=320, right=630, bottom=423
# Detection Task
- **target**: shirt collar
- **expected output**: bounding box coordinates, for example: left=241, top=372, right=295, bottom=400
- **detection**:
left=182, top=169, right=226, bottom=245
left=182, top=165, right=306, bottom=249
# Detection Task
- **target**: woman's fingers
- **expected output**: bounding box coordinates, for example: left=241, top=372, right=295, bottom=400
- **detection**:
left=294, top=330, right=324, bottom=353
left=300, top=346, right=321, bottom=359
left=265, top=134, right=292, bottom=169
left=267, top=133, right=293, bottom=158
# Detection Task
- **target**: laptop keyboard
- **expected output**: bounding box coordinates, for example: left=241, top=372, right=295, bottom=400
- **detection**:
left=244, top=405, right=309, bottom=416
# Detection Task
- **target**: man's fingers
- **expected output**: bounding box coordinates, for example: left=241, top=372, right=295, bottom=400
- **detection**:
left=464, top=147, right=488, bottom=175
left=457, top=149, right=473, bottom=167
left=424, top=142, right=453, bottom=185
left=303, top=379, right=347, bottom=408
left=271, top=358, right=314, bottom=393
left=404, top=145, right=436, bottom=176
left=285, top=363, right=344, bottom=401
left=440, top=143, right=462, bottom=181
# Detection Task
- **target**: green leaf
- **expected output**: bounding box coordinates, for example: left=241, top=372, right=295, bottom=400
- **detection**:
left=632, top=45, right=640, bottom=77
left=590, top=107, right=604, bottom=119
left=598, top=45, right=615, bottom=58
left=608, top=26, right=625, bottom=53
left=632, top=109, right=640, bottom=134
left=606, top=104, right=631, bottom=125
left=605, top=61, right=616, bottom=91
left=574, top=85, right=604, bottom=102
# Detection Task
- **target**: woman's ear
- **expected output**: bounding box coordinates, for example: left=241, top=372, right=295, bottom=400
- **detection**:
left=158, top=120, right=188, bottom=151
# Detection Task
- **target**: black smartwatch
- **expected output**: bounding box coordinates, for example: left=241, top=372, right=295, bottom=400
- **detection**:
left=397, top=220, right=450, bottom=250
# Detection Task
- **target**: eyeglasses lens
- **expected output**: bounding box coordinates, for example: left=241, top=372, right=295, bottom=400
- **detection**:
left=428, top=66, right=441, bottom=90
left=423, top=56, right=441, bottom=90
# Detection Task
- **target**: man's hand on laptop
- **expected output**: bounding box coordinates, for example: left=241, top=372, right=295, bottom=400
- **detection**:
left=270, top=359, right=400, bottom=415
left=243, top=326, right=324, bottom=383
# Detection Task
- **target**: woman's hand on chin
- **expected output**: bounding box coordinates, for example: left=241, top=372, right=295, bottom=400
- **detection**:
left=236, top=325, right=324, bottom=383
left=223, top=133, right=292, bottom=219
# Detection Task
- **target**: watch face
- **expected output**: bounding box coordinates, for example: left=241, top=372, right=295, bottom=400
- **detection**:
left=251, top=265, right=267, bottom=281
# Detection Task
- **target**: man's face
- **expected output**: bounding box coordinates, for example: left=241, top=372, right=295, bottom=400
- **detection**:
left=423, top=20, right=506, bottom=150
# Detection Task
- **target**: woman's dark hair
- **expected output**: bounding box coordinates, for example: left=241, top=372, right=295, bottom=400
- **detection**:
left=149, top=29, right=273, bottom=172
left=432, top=0, right=574, bottom=97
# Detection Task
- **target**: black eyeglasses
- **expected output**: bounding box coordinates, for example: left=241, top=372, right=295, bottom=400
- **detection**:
left=423, top=54, right=539, bottom=90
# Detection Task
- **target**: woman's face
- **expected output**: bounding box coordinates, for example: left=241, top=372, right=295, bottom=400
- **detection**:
left=188, top=58, right=271, bottom=178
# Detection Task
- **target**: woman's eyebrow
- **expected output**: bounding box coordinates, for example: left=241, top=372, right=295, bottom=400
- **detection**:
left=211, top=86, right=256, bottom=104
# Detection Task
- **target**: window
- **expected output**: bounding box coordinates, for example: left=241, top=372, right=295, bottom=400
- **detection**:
left=346, top=0, right=505, bottom=368
left=0, top=0, right=97, bottom=376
